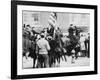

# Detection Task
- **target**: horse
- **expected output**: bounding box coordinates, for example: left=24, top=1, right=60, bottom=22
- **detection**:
left=64, top=29, right=80, bottom=63
left=53, top=30, right=64, bottom=66
left=48, top=38, right=57, bottom=67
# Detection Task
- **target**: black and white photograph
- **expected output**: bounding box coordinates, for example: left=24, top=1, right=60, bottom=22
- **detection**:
left=11, top=1, right=97, bottom=79
left=22, top=11, right=90, bottom=69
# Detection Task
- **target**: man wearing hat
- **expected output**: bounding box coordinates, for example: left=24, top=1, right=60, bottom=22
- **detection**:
left=37, top=33, right=50, bottom=68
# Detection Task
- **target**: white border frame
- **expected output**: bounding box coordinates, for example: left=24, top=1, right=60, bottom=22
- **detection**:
left=17, top=5, right=94, bottom=75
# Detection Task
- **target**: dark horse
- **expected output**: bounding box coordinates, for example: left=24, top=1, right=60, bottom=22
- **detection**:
left=47, top=31, right=63, bottom=67
left=48, top=38, right=58, bottom=67
left=52, top=29, right=66, bottom=66
left=65, top=26, right=80, bottom=63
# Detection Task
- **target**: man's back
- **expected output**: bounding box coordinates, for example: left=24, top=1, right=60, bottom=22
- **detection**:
left=37, top=38, right=50, bottom=54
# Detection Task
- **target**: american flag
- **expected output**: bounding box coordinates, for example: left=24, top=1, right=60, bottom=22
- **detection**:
left=48, top=12, right=57, bottom=38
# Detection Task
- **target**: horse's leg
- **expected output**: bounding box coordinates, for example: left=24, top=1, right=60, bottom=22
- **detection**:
left=61, top=53, right=64, bottom=60
left=53, top=54, right=56, bottom=67
left=33, top=58, right=35, bottom=68
left=69, top=45, right=76, bottom=63
left=57, top=54, right=60, bottom=64
left=49, top=55, right=52, bottom=67
left=75, top=47, right=80, bottom=59
left=63, top=53, right=67, bottom=61
left=25, top=51, right=29, bottom=59
left=51, top=54, right=56, bottom=67
left=55, top=54, right=58, bottom=66
left=58, top=53, right=60, bottom=64
left=75, top=52, right=78, bottom=59
left=59, top=55, right=60, bottom=63
left=57, top=53, right=60, bottom=67
left=33, top=57, right=37, bottom=68
left=71, top=53, right=75, bottom=63
left=61, top=50, right=67, bottom=61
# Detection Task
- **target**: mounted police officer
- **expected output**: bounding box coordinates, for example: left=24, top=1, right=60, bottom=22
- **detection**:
left=67, top=24, right=79, bottom=63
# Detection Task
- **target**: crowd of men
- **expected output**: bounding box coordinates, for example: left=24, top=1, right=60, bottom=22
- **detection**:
left=22, top=24, right=90, bottom=68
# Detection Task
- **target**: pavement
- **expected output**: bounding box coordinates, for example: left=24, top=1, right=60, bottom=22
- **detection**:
left=23, top=56, right=90, bottom=69
left=60, top=56, right=90, bottom=67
